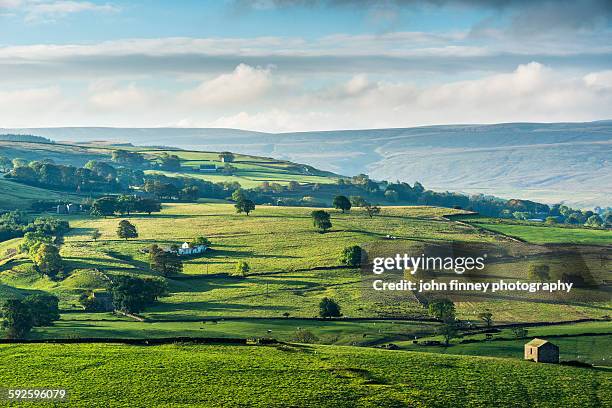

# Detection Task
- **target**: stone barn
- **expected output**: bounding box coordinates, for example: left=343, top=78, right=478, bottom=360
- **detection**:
left=524, top=338, right=559, bottom=363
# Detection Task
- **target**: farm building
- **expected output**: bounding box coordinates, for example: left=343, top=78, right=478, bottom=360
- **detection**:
left=177, top=242, right=207, bottom=256
left=57, top=203, right=82, bottom=214
left=524, top=338, right=559, bottom=363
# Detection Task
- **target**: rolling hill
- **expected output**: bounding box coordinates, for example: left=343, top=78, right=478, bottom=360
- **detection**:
left=3, top=121, right=611, bottom=207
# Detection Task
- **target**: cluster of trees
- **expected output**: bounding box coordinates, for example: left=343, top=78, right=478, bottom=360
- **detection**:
left=1, top=294, right=60, bottom=339
left=19, top=231, right=65, bottom=278
left=0, top=211, right=68, bottom=242
left=538, top=205, right=611, bottom=228
left=111, top=150, right=145, bottom=167
left=156, top=153, right=182, bottom=171
left=5, top=159, right=144, bottom=193
left=143, top=174, right=239, bottom=201
left=91, top=195, right=161, bottom=216
left=110, top=275, right=167, bottom=314
left=0, top=134, right=53, bottom=143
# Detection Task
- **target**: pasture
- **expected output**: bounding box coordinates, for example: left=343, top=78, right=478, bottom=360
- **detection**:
left=0, top=343, right=609, bottom=407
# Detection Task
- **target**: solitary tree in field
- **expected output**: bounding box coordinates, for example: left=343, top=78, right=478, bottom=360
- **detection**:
left=333, top=195, right=352, bottom=213
left=438, top=321, right=459, bottom=346
left=478, top=310, right=493, bottom=328
left=235, top=199, right=255, bottom=216
left=428, top=298, right=456, bottom=322
left=117, top=220, right=138, bottom=240
left=511, top=326, right=528, bottom=339
left=91, top=229, right=102, bottom=242
left=364, top=203, right=381, bottom=218
left=340, top=245, right=362, bottom=267
left=319, top=297, right=341, bottom=318
left=32, top=243, right=63, bottom=277
left=235, top=260, right=250, bottom=277
left=311, top=210, right=332, bottom=233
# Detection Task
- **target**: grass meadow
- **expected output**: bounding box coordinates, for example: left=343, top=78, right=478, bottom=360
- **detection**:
left=0, top=343, right=609, bottom=407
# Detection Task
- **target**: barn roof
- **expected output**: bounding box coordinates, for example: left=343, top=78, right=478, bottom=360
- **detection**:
left=525, top=338, right=551, bottom=348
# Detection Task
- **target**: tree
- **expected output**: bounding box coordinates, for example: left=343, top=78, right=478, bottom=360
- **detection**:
left=19, top=231, right=52, bottom=254
left=384, top=189, right=399, bottom=202
left=23, top=294, right=60, bottom=326
left=585, top=215, right=604, bottom=228
left=340, top=245, right=362, bottom=267
left=91, top=196, right=118, bottom=216
left=349, top=196, right=367, bottom=207
left=32, top=244, right=63, bottom=277
left=235, top=199, right=255, bottom=216
left=91, top=229, right=102, bottom=242
left=218, top=152, right=235, bottom=163
left=545, top=216, right=558, bottom=225
left=311, top=210, right=332, bottom=233
left=149, top=244, right=183, bottom=277
left=192, top=236, right=211, bottom=247
left=478, top=311, right=493, bottom=328
left=511, top=326, right=528, bottom=339
left=364, top=203, right=381, bottom=218
left=0, top=155, right=11, bottom=173
left=294, top=328, right=319, bottom=343
left=528, top=264, right=550, bottom=282
left=110, top=276, right=165, bottom=314
left=12, top=158, right=28, bottom=168
left=111, top=150, right=144, bottom=167
left=319, top=297, right=341, bottom=318
left=231, top=189, right=246, bottom=202
left=158, top=153, right=181, bottom=171
left=438, top=321, right=459, bottom=346
left=117, top=220, right=138, bottom=240
left=1, top=299, right=33, bottom=339
left=235, top=260, right=250, bottom=277
left=136, top=198, right=162, bottom=215
left=333, top=195, right=352, bottom=213
left=428, top=298, right=456, bottom=322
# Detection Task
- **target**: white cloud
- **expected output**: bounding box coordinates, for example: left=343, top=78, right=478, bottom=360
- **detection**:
left=88, top=81, right=155, bottom=110
left=584, top=70, right=612, bottom=91
left=1, top=63, right=612, bottom=131
left=180, top=64, right=274, bottom=106
left=0, top=1, right=119, bottom=22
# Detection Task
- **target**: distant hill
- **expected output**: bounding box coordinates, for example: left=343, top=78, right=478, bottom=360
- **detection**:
left=3, top=121, right=611, bottom=207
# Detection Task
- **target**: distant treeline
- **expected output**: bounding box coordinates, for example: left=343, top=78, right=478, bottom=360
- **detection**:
left=0, top=134, right=53, bottom=144
left=1, top=147, right=609, bottom=227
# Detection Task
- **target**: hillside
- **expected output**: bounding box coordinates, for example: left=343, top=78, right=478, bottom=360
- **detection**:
left=4, top=121, right=611, bottom=207
left=0, top=343, right=609, bottom=407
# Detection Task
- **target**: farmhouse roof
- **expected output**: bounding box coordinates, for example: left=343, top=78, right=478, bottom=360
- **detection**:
left=525, top=338, right=551, bottom=348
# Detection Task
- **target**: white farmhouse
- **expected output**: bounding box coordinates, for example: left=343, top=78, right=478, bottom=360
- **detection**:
left=177, top=242, right=207, bottom=256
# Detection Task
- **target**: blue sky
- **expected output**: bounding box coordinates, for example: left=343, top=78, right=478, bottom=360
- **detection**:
left=0, top=0, right=611, bottom=131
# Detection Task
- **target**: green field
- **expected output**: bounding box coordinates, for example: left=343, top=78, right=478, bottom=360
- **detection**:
left=0, top=179, right=83, bottom=209
left=469, top=219, right=612, bottom=245
left=395, top=321, right=612, bottom=366
left=0, top=343, right=609, bottom=407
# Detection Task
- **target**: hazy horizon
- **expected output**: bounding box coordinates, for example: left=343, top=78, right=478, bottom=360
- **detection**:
left=1, top=1, right=612, bottom=132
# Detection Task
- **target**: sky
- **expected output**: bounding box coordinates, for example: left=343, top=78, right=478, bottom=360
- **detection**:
left=0, top=0, right=611, bottom=132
